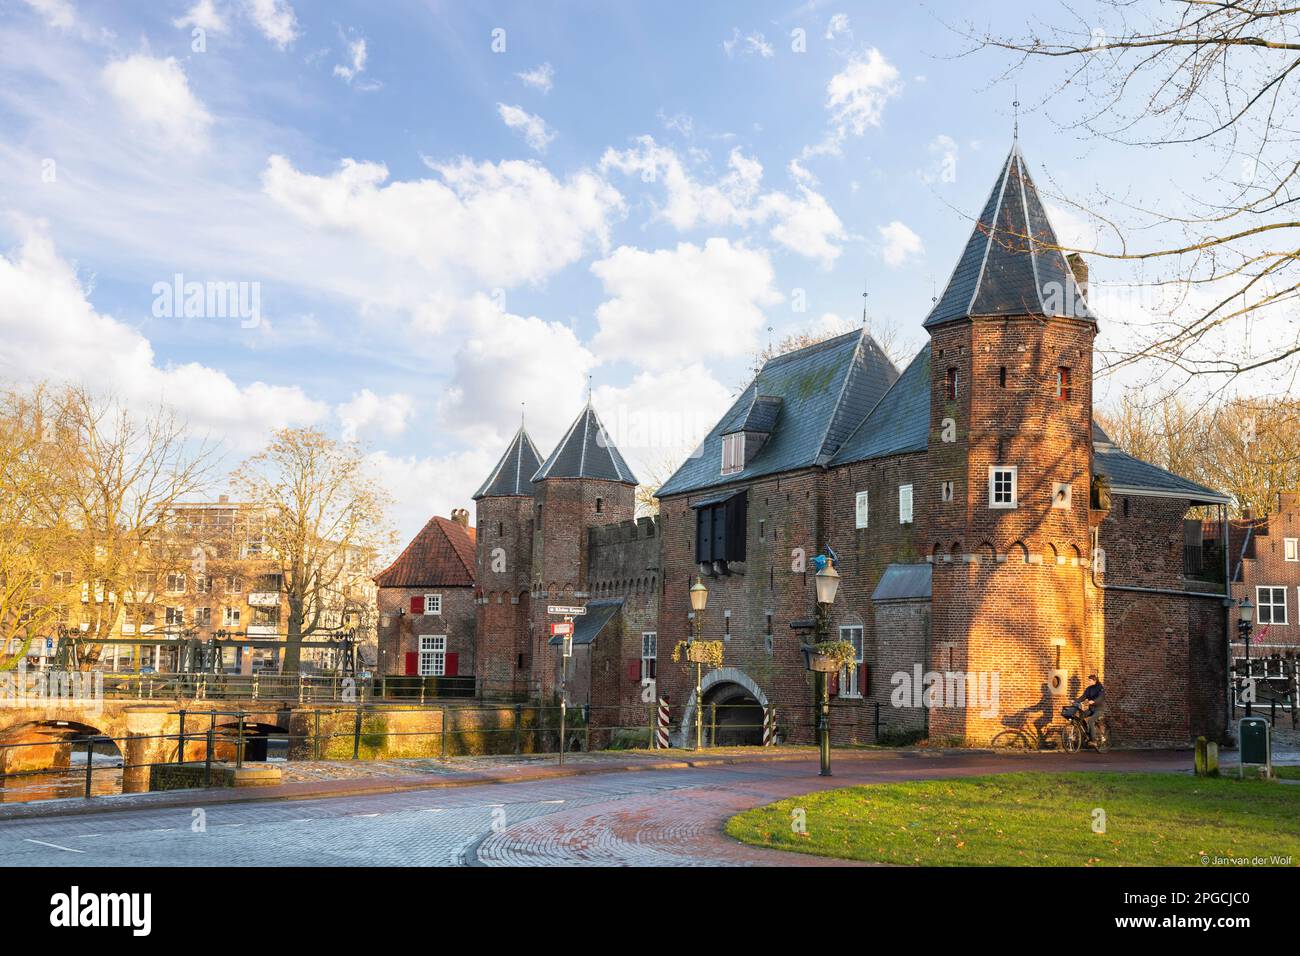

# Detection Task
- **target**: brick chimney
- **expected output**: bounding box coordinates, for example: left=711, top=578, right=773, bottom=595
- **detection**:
left=1067, top=253, right=1089, bottom=297
left=450, top=507, right=469, bottom=528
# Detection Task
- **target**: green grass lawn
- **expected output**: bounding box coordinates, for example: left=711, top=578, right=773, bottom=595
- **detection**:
left=724, top=772, right=1300, bottom=866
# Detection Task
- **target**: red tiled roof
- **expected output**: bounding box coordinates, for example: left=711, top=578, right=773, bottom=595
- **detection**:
left=374, top=516, right=476, bottom=588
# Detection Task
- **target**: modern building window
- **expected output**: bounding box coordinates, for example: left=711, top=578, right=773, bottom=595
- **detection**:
left=423, top=593, right=442, bottom=615
left=418, top=635, right=446, bottom=676
left=989, top=466, right=1018, bottom=509
left=222, top=607, right=241, bottom=627
left=839, top=625, right=864, bottom=698
left=1056, top=367, right=1072, bottom=401
left=165, top=607, right=184, bottom=627
left=194, top=607, right=212, bottom=626
left=1285, top=538, right=1298, bottom=562
left=721, top=432, right=745, bottom=476
left=945, top=367, right=959, bottom=401
left=165, top=572, right=186, bottom=594
left=641, top=631, right=657, bottom=680
left=1258, top=586, right=1288, bottom=625
left=694, top=492, right=748, bottom=564
left=226, top=575, right=242, bottom=593
left=898, top=484, right=913, bottom=524
left=855, top=490, right=869, bottom=529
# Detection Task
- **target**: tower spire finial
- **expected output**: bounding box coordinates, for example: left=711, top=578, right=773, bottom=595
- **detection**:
left=1012, top=85, right=1020, bottom=143
left=521, top=401, right=526, bottom=427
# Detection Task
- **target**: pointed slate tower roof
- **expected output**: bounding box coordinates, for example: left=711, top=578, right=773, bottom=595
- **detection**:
left=925, top=143, right=1094, bottom=328
left=532, top=402, right=638, bottom=485
left=472, top=426, right=544, bottom=499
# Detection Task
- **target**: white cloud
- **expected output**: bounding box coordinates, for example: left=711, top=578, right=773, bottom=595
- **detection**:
left=878, top=220, right=924, bottom=267
left=175, top=0, right=228, bottom=33
left=366, top=448, right=495, bottom=541
left=517, top=62, right=554, bottom=94
left=436, top=295, right=595, bottom=443
left=723, top=28, right=775, bottom=58
left=824, top=14, right=852, bottom=40
left=245, top=0, right=297, bottom=48
left=338, top=389, right=413, bottom=442
left=22, top=0, right=78, bottom=29
left=0, top=229, right=325, bottom=449
left=497, top=103, right=556, bottom=153
left=263, top=154, right=624, bottom=288
left=591, top=239, right=782, bottom=368
left=101, top=55, right=213, bottom=154
left=601, top=137, right=846, bottom=265
left=922, top=134, right=958, bottom=184
left=802, top=48, right=902, bottom=159
left=333, top=37, right=368, bottom=84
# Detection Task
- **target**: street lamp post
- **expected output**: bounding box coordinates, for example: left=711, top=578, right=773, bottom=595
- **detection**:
left=689, top=577, right=709, bottom=751
left=814, top=560, right=840, bottom=777
left=1238, top=597, right=1255, bottom=717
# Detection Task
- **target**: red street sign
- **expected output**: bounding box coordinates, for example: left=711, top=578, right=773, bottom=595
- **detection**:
left=550, top=622, right=574, bottom=637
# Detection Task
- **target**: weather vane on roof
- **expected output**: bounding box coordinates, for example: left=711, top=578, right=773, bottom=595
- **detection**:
left=1012, top=85, right=1020, bottom=142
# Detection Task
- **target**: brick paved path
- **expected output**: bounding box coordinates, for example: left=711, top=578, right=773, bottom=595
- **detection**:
left=0, top=749, right=1190, bottom=867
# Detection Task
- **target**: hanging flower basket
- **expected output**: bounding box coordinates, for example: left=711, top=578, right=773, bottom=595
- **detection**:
left=672, top=639, right=724, bottom=668
left=803, top=640, right=856, bottom=673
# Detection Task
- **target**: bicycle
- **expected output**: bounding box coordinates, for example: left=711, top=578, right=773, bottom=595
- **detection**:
left=1060, top=703, right=1110, bottom=753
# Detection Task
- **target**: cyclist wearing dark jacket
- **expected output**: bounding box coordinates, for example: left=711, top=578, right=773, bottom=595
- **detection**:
left=1079, top=675, right=1104, bottom=737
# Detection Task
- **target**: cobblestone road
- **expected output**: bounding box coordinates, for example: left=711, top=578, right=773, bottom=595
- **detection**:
left=2, top=750, right=1190, bottom=867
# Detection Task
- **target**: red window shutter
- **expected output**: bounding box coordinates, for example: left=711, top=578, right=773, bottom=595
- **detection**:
left=627, top=659, right=641, bottom=682
left=409, top=595, right=423, bottom=614
left=445, top=652, right=458, bottom=676
left=858, top=663, right=867, bottom=695
left=404, top=651, right=418, bottom=675
left=829, top=671, right=840, bottom=697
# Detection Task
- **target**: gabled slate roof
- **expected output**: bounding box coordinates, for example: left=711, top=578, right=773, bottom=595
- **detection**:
left=739, top=394, right=783, bottom=433
left=831, top=344, right=931, bottom=465
left=925, top=144, right=1094, bottom=328
left=1093, top=430, right=1228, bottom=505
left=533, top=402, right=638, bottom=485
left=473, top=426, right=544, bottom=499
left=374, top=516, right=476, bottom=589
left=656, top=330, right=899, bottom=498
left=546, top=599, right=623, bottom=646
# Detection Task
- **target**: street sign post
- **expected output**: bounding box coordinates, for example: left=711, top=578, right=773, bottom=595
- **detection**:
left=547, top=605, right=587, bottom=616
left=545, top=607, right=584, bottom=765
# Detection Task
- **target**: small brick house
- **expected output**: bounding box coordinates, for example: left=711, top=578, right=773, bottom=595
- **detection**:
left=375, top=510, right=477, bottom=679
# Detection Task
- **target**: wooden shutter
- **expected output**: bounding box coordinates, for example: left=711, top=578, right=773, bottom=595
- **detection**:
left=695, top=508, right=711, bottom=563
left=858, top=663, right=867, bottom=696
left=829, top=671, right=840, bottom=697
left=404, top=651, right=418, bottom=675
left=627, top=659, right=642, bottom=681
left=445, top=652, right=458, bottom=676
left=409, top=595, right=423, bottom=614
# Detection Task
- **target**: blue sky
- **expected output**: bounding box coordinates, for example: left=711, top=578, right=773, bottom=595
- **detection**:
left=0, top=0, right=1242, bottom=540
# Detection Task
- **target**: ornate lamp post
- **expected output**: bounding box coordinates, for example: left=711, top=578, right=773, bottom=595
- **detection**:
left=1238, top=597, right=1255, bottom=717
left=689, top=577, right=709, bottom=751
left=813, top=561, right=840, bottom=776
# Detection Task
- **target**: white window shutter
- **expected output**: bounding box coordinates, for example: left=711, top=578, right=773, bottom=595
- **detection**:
left=899, top=484, right=913, bottom=524
left=855, top=491, right=869, bottom=529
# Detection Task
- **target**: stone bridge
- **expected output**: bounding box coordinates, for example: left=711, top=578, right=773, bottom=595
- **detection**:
left=0, top=697, right=546, bottom=792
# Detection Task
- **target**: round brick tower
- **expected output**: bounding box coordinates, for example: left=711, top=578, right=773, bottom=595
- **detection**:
left=924, top=143, right=1098, bottom=742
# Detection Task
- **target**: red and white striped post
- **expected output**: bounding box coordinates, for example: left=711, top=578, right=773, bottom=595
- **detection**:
left=655, top=696, right=671, bottom=749
left=762, top=706, right=777, bottom=746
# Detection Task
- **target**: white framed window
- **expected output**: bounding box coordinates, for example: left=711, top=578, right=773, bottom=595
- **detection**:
left=194, top=607, right=212, bottom=626
left=222, top=606, right=241, bottom=627
left=642, top=631, right=657, bottom=681
left=721, top=432, right=745, bottom=476
left=165, top=572, right=186, bottom=594
left=419, top=635, right=447, bottom=676
left=165, top=606, right=184, bottom=627
left=423, top=593, right=442, bottom=615
left=1052, top=481, right=1072, bottom=510
left=898, top=484, right=914, bottom=524
left=854, top=490, right=869, bottom=529
left=1258, top=586, right=1288, bottom=626
left=1285, top=538, right=1298, bottom=562
left=989, top=466, right=1018, bottom=509
left=839, top=625, right=864, bottom=698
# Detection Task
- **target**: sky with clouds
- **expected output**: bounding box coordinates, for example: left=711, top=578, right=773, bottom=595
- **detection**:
left=0, top=0, right=1275, bottom=543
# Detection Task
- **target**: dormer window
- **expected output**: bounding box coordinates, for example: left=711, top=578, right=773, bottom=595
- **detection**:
left=721, top=433, right=745, bottom=476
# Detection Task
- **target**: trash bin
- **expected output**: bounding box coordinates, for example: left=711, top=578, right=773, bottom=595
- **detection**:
left=1238, top=716, right=1271, bottom=777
